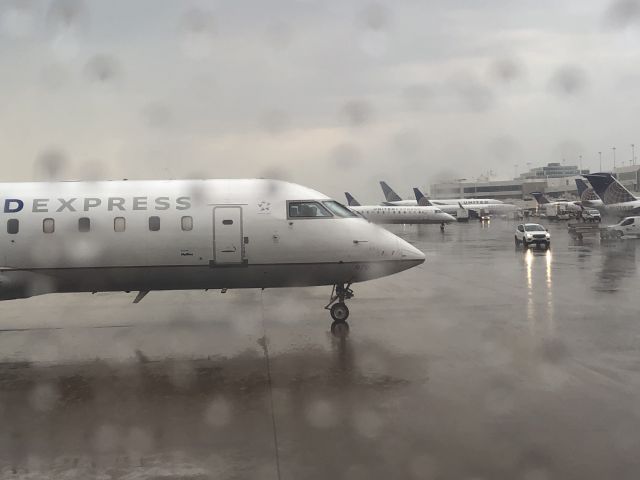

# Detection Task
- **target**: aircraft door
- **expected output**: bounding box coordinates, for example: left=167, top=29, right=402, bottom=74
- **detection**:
left=213, top=206, right=244, bottom=264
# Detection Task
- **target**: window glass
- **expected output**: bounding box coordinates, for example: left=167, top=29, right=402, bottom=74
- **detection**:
left=181, top=216, right=193, bottom=231
left=7, top=219, right=19, bottom=234
left=621, top=218, right=634, bottom=226
left=43, top=218, right=55, bottom=234
left=517, top=225, right=524, bottom=232
left=322, top=201, right=358, bottom=217
left=78, top=217, right=90, bottom=232
left=149, top=216, right=160, bottom=231
left=114, top=217, right=126, bottom=232
left=524, top=224, right=545, bottom=232
left=288, top=201, right=332, bottom=218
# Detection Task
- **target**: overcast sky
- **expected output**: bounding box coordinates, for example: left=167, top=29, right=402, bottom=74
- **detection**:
left=1, top=0, right=640, bottom=201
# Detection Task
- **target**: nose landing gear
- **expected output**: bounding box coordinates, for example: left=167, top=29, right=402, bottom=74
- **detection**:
left=325, top=283, right=354, bottom=336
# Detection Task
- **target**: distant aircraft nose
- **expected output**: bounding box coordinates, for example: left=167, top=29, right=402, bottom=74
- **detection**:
left=441, top=212, right=456, bottom=222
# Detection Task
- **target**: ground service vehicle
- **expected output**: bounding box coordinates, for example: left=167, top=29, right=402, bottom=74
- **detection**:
left=581, top=209, right=601, bottom=222
left=601, top=216, right=640, bottom=239
left=515, top=223, right=551, bottom=248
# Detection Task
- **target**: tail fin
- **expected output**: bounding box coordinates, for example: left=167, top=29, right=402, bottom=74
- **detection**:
left=584, top=174, right=636, bottom=205
left=344, top=192, right=361, bottom=206
left=379, top=181, right=403, bottom=202
left=575, top=178, right=600, bottom=202
left=575, top=178, right=589, bottom=197
left=530, top=192, right=550, bottom=204
left=413, top=187, right=432, bottom=206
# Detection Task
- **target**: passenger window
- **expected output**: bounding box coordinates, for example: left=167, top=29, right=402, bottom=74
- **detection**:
left=114, top=217, right=126, bottom=232
left=43, top=218, right=55, bottom=234
left=288, top=201, right=332, bottom=218
left=78, top=217, right=90, bottom=232
left=621, top=218, right=634, bottom=226
left=222, top=220, right=233, bottom=225
left=149, top=216, right=160, bottom=231
left=7, top=219, right=18, bottom=234
left=181, top=216, right=193, bottom=231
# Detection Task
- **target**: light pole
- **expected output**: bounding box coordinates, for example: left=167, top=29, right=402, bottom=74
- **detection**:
left=613, top=146, right=616, bottom=171
left=598, top=151, right=602, bottom=171
left=579, top=155, right=583, bottom=172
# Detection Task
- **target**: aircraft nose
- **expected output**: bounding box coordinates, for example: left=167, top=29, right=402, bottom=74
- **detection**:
left=398, top=237, right=425, bottom=265
left=442, top=212, right=456, bottom=222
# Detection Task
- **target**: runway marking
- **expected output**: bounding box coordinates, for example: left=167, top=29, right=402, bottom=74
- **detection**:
left=260, top=291, right=282, bottom=480
left=0, top=324, right=132, bottom=333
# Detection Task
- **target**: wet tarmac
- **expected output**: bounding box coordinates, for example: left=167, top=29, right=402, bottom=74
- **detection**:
left=1, top=219, right=640, bottom=479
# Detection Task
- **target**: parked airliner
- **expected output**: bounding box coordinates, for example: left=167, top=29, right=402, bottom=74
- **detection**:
left=0, top=179, right=425, bottom=335
left=379, top=182, right=517, bottom=215
left=344, top=192, right=456, bottom=224
left=530, top=192, right=581, bottom=212
left=584, top=174, right=640, bottom=216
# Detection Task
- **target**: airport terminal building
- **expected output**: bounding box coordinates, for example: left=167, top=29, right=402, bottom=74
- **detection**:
left=430, top=162, right=640, bottom=202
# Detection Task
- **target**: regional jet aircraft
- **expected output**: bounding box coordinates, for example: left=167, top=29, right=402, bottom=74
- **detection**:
left=344, top=192, right=455, bottom=224
left=379, top=181, right=517, bottom=215
left=584, top=174, right=640, bottom=216
left=0, top=179, right=425, bottom=335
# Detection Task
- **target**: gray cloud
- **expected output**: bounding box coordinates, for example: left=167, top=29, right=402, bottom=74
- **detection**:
left=0, top=0, right=637, bottom=199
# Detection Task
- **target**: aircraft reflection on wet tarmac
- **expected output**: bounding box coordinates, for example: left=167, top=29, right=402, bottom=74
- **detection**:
left=1, top=220, right=640, bottom=479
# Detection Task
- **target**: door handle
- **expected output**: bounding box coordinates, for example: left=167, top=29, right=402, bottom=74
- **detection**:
left=353, top=240, right=369, bottom=244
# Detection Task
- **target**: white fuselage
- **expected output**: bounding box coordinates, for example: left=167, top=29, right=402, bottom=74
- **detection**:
left=600, top=200, right=640, bottom=215
left=0, top=179, right=425, bottom=300
left=541, top=201, right=582, bottom=213
left=385, top=198, right=517, bottom=215
left=351, top=205, right=455, bottom=224
left=582, top=199, right=603, bottom=208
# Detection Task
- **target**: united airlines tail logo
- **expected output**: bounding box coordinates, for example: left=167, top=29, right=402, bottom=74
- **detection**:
left=603, top=183, right=635, bottom=204
left=581, top=188, right=599, bottom=202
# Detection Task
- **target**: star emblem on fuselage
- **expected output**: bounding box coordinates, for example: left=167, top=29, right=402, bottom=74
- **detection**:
left=258, top=201, right=271, bottom=213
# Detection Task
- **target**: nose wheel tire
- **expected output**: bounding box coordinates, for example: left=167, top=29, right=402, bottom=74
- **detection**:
left=330, top=302, right=349, bottom=322
left=325, top=284, right=354, bottom=335
left=331, top=319, right=350, bottom=337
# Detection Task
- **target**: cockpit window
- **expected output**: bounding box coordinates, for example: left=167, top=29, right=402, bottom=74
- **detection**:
left=288, top=201, right=333, bottom=218
left=322, top=200, right=359, bottom=218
